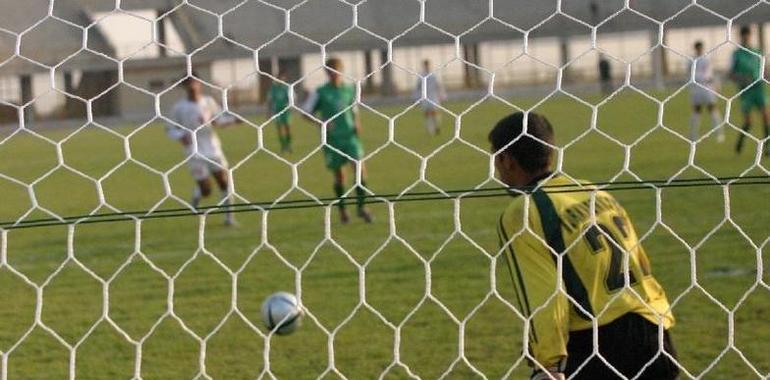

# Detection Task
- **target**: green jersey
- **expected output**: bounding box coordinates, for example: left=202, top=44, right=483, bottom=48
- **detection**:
left=303, top=82, right=357, bottom=143
left=732, top=47, right=767, bottom=112
left=269, top=82, right=290, bottom=113
left=303, top=82, right=362, bottom=170
left=731, top=47, right=763, bottom=90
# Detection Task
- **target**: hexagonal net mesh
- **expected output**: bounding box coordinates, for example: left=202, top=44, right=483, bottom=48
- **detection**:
left=0, top=0, right=769, bottom=379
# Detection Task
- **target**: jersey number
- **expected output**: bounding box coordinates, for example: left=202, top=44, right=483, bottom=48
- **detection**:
left=584, top=216, right=649, bottom=292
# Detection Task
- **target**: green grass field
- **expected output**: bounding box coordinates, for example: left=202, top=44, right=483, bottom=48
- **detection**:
left=0, top=86, right=769, bottom=379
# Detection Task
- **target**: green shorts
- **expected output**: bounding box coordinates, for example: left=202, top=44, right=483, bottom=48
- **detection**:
left=324, top=138, right=363, bottom=171
left=273, top=109, right=290, bottom=125
left=739, top=85, right=767, bottom=114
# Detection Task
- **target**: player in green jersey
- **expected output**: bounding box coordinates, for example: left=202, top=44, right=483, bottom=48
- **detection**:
left=303, top=58, right=373, bottom=224
left=267, top=69, right=293, bottom=154
left=491, top=112, right=679, bottom=380
left=731, top=26, right=769, bottom=156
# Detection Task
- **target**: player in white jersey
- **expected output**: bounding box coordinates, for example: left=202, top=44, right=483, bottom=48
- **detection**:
left=412, top=60, right=446, bottom=136
left=689, top=41, right=725, bottom=142
left=166, top=75, right=241, bottom=225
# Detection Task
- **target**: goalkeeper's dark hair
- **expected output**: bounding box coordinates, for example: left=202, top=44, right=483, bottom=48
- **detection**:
left=489, top=112, right=555, bottom=174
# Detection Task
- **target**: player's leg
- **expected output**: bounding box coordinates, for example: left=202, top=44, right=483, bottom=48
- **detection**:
left=761, top=104, right=770, bottom=157
left=332, top=167, right=350, bottom=224
left=755, top=87, right=770, bottom=156
left=565, top=313, right=679, bottom=380
left=278, top=122, right=287, bottom=152
left=350, top=159, right=372, bottom=223
left=275, top=121, right=284, bottom=152
left=706, top=103, right=724, bottom=143
left=423, top=104, right=439, bottom=136
left=601, top=78, right=613, bottom=95
left=431, top=106, right=441, bottom=135
left=564, top=326, right=617, bottom=379
left=689, top=104, right=702, bottom=141
left=190, top=158, right=212, bottom=208
left=324, top=146, right=350, bottom=223
left=283, top=121, right=293, bottom=153
left=276, top=119, right=289, bottom=153
left=193, top=179, right=212, bottom=208
left=610, top=314, right=679, bottom=380
left=211, top=164, right=236, bottom=226
left=735, top=99, right=753, bottom=154
left=424, top=109, right=434, bottom=136
left=281, top=111, right=293, bottom=153
left=341, top=138, right=372, bottom=223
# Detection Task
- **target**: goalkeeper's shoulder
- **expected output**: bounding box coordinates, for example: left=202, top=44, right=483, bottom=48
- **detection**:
left=499, top=194, right=528, bottom=237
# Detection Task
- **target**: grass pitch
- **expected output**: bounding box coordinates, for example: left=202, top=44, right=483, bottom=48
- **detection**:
left=0, top=86, right=769, bottom=379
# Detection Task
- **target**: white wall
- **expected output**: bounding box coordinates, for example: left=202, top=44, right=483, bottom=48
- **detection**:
left=11, top=23, right=770, bottom=121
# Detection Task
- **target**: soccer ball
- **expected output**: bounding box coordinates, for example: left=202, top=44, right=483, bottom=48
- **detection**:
left=261, top=292, right=303, bottom=335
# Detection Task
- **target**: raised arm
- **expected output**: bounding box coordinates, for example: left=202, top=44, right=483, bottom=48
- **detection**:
left=166, top=105, right=192, bottom=146
left=205, top=97, right=239, bottom=128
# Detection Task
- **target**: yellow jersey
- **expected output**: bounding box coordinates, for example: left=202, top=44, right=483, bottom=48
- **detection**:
left=497, top=175, right=674, bottom=369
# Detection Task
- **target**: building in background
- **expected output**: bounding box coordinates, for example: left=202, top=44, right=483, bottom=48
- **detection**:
left=0, top=0, right=767, bottom=125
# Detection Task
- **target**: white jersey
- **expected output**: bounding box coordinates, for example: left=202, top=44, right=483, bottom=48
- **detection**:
left=690, top=56, right=715, bottom=87
left=688, top=56, right=718, bottom=106
left=166, top=96, right=225, bottom=159
left=412, top=71, right=446, bottom=104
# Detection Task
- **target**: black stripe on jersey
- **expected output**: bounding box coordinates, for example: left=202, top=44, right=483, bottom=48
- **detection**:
left=496, top=220, right=526, bottom=315
left=498, top=215, right=539, bottom=344
left=532, top=190, right=594, bottom=320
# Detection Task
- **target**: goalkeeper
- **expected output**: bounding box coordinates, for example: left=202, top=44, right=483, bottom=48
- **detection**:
left=490, top=112, right=679, bottom=380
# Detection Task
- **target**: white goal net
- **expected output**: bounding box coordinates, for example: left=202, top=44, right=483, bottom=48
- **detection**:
left=0, top=0, right=769, bottom=379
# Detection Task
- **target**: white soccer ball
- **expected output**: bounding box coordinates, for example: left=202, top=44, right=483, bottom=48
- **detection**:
left=261, top=292, right=303, bottom=335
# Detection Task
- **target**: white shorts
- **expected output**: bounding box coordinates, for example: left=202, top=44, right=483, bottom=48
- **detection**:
left=690, top=86, right=717, bottom=106
left=188, top=154, right=229, bottom=181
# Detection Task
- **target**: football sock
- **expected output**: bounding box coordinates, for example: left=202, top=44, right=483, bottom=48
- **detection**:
left=735, top=123, right=751, bottom=153
left=689, top=113, right=701, bottom=141
left=710, top=111, right=721, bottom=129
left=220, top=191, right=234, bottom=224
left=710, top=110, right=724, bottom=141
left=191, top=187, right=202, bottom=208
left=426, top=117, right=436, bottom=135
left=355, top=180, right=367, bottom=210
left=334, top=182, right=346, bottom=210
